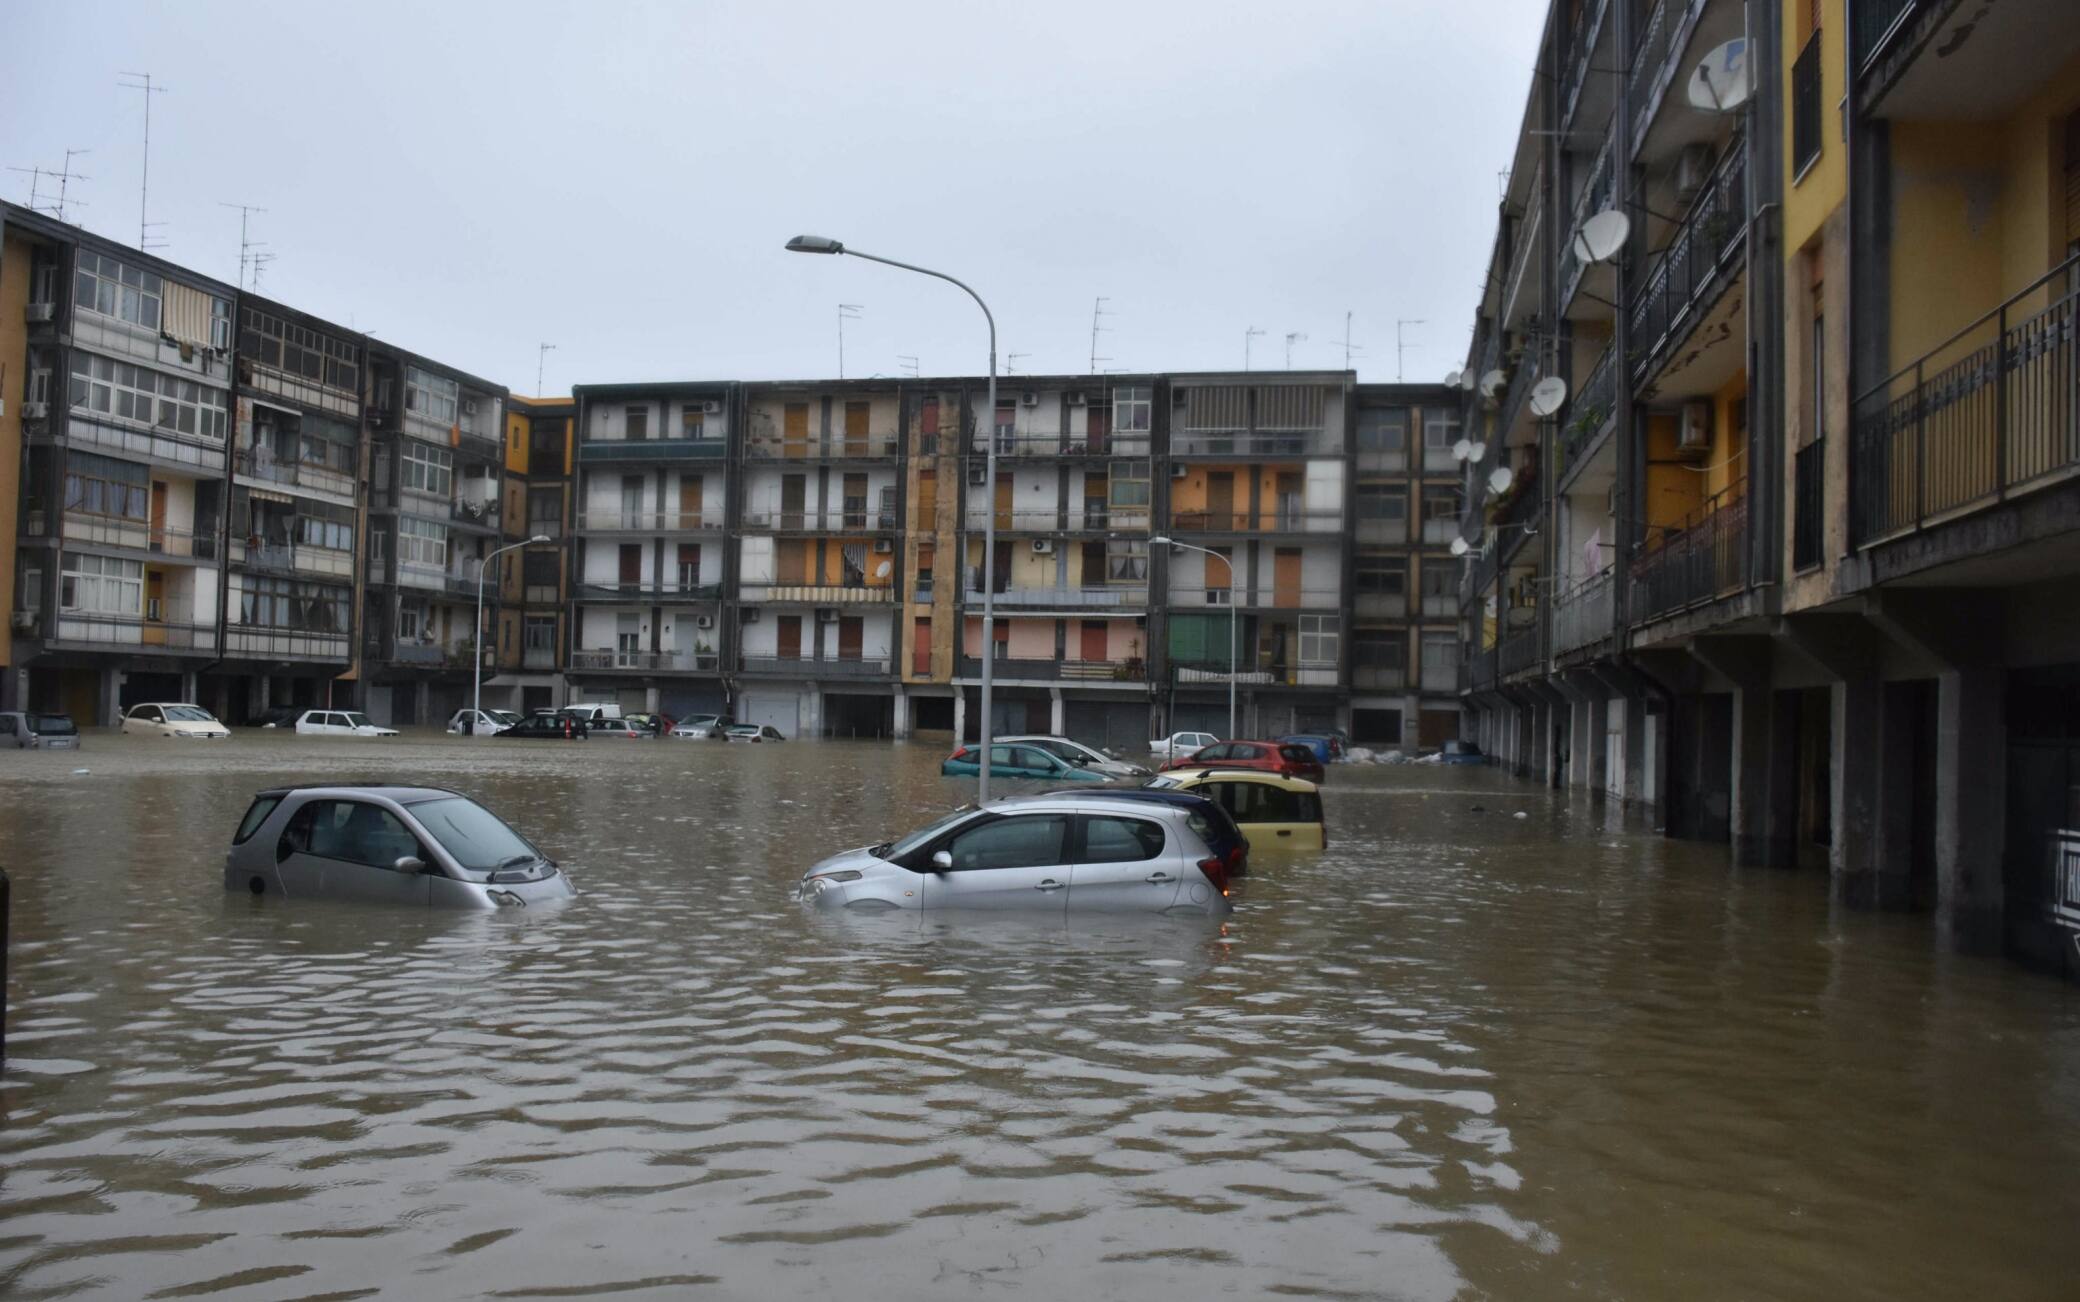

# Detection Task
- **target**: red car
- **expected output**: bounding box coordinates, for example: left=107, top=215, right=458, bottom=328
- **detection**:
left=1159, top=739, right=1326, bottom=783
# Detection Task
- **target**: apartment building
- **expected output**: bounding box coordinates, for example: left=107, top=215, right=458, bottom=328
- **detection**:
left=496, top=394, right=574, bottom=714
left=1456, top=0, right=2080, bottom=979
left=360, top=345, right=508, bottom=726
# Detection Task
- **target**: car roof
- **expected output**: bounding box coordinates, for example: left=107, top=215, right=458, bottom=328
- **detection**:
left=1000, top=789, right=1214, bottom=815
left=1158, top=770, right=1321, bottom=792
left=131, top=701, right=202, bottom=709
left=251, top=784, right=463, bottom=805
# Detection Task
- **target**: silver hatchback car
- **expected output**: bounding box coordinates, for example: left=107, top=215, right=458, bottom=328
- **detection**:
left=798, top=792, right=1241, bottom=915
left=225, top=785, right=576, bottom=909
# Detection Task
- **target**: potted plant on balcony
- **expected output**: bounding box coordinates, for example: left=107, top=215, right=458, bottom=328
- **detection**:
left=1118, top=635, right=1143, bottom=682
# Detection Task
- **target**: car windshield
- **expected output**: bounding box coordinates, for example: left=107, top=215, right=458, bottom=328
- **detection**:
left=342, top=713, right=375, bottom=728
left=410, top=797, right=541, bottom=872
left=686, top=715, right=719, bottom=726
left=164, top=706, right=214, bottom=722
left=30, top=715, right=76, bottom=735
left=493, top=711, right=522, bottom=725
left=875, top=808, right=979, bottom=861
left=1142, top=775, right=1185, bottom=789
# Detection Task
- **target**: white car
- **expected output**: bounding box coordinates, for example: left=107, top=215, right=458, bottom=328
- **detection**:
left=121, top=703, right=230, bottom=739
left=1150, top=731, right=1220, bottom=761
left=446, top=708, right=520, bottom=736
left=997, top=734, right=1150, bottom=777
left=295, top=710, right=399, bottom=738
left=670, top=714, right=734, bottom=739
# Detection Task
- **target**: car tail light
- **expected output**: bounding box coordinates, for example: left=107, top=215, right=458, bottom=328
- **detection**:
left=1195, top=855, right=1230, bottom=894
left=949, top=746, right=969, bottom=760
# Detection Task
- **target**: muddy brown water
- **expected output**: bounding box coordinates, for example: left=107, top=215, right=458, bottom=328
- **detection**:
left=1, top=733, right=2076, bottom=1300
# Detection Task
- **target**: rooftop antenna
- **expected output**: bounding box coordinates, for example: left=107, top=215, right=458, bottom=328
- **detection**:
left=897, top=354, right=919, bottom=378
left=219, top=202, right=267, bottom=290
left=6, top=166, right=54, bottom=216
left=57, top=148, right=90, bottom=222
left=1341, top=311, right=1365, bottom=372
left=247, top=250, right=276, bottom=289
left=1244, top=325, right=1266, bottom=371
left=536, top=342, right=557, bottom=396
left=837, top=303, right=863, bottom=379
left=1088, top=296, right=1112, bottom=373
left=1396, top=319, right=1425, bottom=382
left=118, top=73, right=169, bottom=251
left=1284, top=331, right=1308, bottom=369
left=1006, top=351, right=1030, bottom=377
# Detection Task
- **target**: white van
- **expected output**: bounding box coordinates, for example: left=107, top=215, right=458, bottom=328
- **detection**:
left=558, top=702, right=625, bottom=723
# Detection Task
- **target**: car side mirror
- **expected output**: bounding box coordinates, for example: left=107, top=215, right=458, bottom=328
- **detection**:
left=931, top=850, right=954, bottom=872
left=393, top=856, right=426, bottom=875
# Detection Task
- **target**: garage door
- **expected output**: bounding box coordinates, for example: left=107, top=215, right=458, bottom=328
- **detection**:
left=661, top=685, right=726, bottom=718
left=1170, top=703, right=1229, bottom=735
left=1062, top=700, right=1150, bottom=751
left=738, top=692, right=800, bottom=736
left=1351, top=707, right=1403, bottom=746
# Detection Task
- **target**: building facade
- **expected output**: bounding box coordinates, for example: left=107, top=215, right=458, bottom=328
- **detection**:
left=496, top=394, right=574, bottom=715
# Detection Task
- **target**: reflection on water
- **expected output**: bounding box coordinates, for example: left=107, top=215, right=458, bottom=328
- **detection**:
left=2, top=734, right=2078, bottom=1299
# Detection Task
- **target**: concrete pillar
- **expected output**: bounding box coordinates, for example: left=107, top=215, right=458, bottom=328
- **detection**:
left=1570, top=693, right=1593, bottom=791
left=1587, top=694, right=1610, bottom=794
left=802, top=686, right=823, bottom=739
left=413, top=681, right=430, bottom=727
left=892, top=686, right=911, bottom=739
left=1873, top=682, right=1921, bottom=906
left=1831, top=677, right=1886, bottom=905
left=1936, top=668, right=2006, bottom=953
left=1729, top=684, right=1771, bottom=864
left=99, top=668, right=123, bottom=728
left=1623, top=695, right=1648, bottom=805
left=952, top=690, right=968, bottom=743
left=1049, top=688, right=1064, bottom=736
left=644, top=685, right=661, bottom=712
left=179, top=670, right=198, bottom=704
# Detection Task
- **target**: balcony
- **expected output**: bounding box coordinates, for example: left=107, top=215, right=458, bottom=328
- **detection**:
left=738, top=584, right=895, bottom=605
left=1498, top=625, right=1541, bottom=679
left=1850, top=254, right=2080, bottom=547
left=1631, top=488, right=1748, bottom=624
left=444, top=566, right=491, bottom=598
left=1550, top=569, right=1615, bottom=657
left=955, top=655, right=1148, bottom=682
left=1559, top=136, right=1617, bottom=312
left=739, top=654, right=892, bottom=677
left=964, top=507, right=1132, bottom=533
left=575, top=509, right=725, bottom=532
left=578, top=438, right=727, bottom=463
left=522, top=646, right=557, bottom=671
left=1167, top=508, right=1344, bottom=536
left=1853, top=0, right=1920, bottom=74
left=574, top=582, right=724, bottom=602
left=977, top=431, right=1147, bottom=459
left=964, top=582, right=1149, bottom=610
left=40, top=608, right=217, bottom=654
left=1169, top=429, right=1333, bottom=458
left=62, top=512, right=220, bottom=562
left=1172, top=659, right=1338, bottom=688
left=229, top=537, right=352, bottom=580
left=744, top=434, right=898, bottom=461
left=1793, top=439, right=1824, bottom=571
left=741, top=510, right=898, bottom=533
left=569, top=649, right=720, bottom=673
left=1557, top=0, right=1612, bottom=128
left=1352, top=663, right=1407, bottom=692
left=224, top=624, right=351, bottom=663
left=1629, top=137, right=1747, bottom=380
left=1558, top=347, right=1618, bottom=481
left=234, top=447, right=356, bottom=500
left=388, top=641, right=492, bottom=670
left=1165, top=586, right=1343, bottom=611
left=449, top=495, right=502, bottom=530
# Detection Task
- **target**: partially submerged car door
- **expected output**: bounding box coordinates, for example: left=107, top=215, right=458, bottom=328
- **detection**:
left=1066, top=811, right=1183, bottom=911
left=920, top=813, right=1071, bottom=912
left=274, top=798, right=433, bottom=905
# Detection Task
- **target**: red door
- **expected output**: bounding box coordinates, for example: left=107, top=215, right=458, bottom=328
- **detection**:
left=777, top=615, right=802, bottom=660
left=1079, top=620, right=1108, bottom=663
left=912, top=617, right=932, bottom=676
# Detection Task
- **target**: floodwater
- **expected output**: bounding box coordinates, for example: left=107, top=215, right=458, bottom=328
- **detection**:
left=1, top=735, right=2077, bottom=1301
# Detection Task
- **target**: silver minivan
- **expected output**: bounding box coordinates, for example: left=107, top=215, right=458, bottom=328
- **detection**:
left=225, top=785, right=575, bottom=909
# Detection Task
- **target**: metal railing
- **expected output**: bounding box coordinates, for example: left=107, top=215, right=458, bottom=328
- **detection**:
left=738, top=584, right=896, bottom=604
left=224, top=625, right=352, bottom=662
left=1850, top=253, right=2080, bottom=546
left=1352, top=664, right=1407, bottom=691
left=1165, top=586, right=1343, bottom=610
left=1167, top=508, right=1344, bottom=534
left=234, top=447, right=356, bottom=498
left=741, top=510, right=898, bottom=532
left=1170, top=430, right=1332, bottom=457
left=569, top=649, right=720, bottom=672
left=1631, top=489, right=1749, bottom=622
left=1559, top=135, right=1618, bottom=304
left=1629, top=137, right=1747, bottom=377
left=739, top=654, right=892, bottom=676
left=1793, top=439, right=1824, bottom=570
left=1498, top=625, right=1542, bottom=678
left=1560, top=347, right=1618, bottom=476
left=522, top=646, right=558, bottom=670
left=47, top=609, right=217, bottom=652
left=575, top=510, right=725, bottom=531
left=578, top=439, right=727, bottom=462
left=63, top=512, right=220, bottom=560
left=1470, top=646, right=1498, bottom=691
left=1792, top=31, right=1823, bottom=175
left=972, top=432, right=1132, bottom=457
left=1854, top=0, right=1920, bottom=72
left=956, top=656, right=1147, bottom=682
left=389, top=642, right=490, bottom=669
left=575, top=581, right=723, bottom=601
left=965, top=583, right=1149, bottom=608
left=230, top=537, right=353, bottom=578
left=1172, top=658, right=1337, bottom=688
left=963, top=508, right=1118, bottom=532
left=744, top=434, right=899, bottom=460
left=1550, top=568, right=1614, bottom=656
left=1557, top=0, right=1610, bottom=125
left=1627, top=0, right=1679, bottom=142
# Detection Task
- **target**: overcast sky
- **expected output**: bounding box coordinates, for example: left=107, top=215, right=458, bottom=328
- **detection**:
left=4, top=0, right=1543, bottom=393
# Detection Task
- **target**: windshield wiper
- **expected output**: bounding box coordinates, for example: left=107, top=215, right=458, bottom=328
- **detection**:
left=494, top=853, right=537, bottom=872
left=867, top=842, right=892, bottom=859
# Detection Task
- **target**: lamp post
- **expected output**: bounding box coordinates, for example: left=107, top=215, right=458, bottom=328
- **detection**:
left=475, top=534, right=550, bottom=735
left=786, top=235, right=1001, bottom=801
left=1151, top=536, right=1236, bottom=739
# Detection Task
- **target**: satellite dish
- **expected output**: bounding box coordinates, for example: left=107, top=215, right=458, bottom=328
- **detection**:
left=1451, top=438, right=1474, bottom=462
left=1478, top=368, right=1507, bottom=399
left=1572, top=209, right=1631, bottom=266
left=1529, top=376, right=1569, bottom=418
left=875, top=560, right=892, bottom=579
left=1468, top=440, right=1489, bottom=463
left=1488, top=465, right=1515, bottom=496
left=1449, top=536, right=1471, bottom=557
left=1459, top=368, right=1477, bottom=392
left=1687, top=37, right=1752, bottom=114
left=1444, top=369, right=1463, bottom=388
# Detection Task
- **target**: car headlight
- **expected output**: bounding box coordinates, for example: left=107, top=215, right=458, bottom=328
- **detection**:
left=804, top=869, right=863, bottom=886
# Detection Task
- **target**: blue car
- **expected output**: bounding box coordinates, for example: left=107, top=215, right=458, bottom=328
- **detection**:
left=1277, top=734, right=1341, bottom=764
left=941, top=741, right=1111, bottom=782
left=1436, top=740, right=1488, bottom=764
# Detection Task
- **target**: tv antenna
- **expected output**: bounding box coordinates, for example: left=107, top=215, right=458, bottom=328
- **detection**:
left=536, top=342, right=557, bottom=396
left=1284, top=331, right=1308, bottom=369
left=1396, top=319, right=1425, bottom=382
left=11, top=150, right=93, bottom=223
left=119, top=73, right=169, bottom=251
left=219, top=202, right=268, bottom=290
left=1006, top=352, right=1030, bottom=377
left=1244, top=325, right=1266, bottom=371
left=896, top=354, right=919, bottom=378
left=1341, top=311, right=1366, bottom=372
left=837, top=303, right=863, bottom=379
left=1089, top=296, right=1112, bottom=373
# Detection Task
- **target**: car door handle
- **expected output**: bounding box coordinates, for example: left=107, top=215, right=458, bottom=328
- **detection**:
left=1276, top=830, right=1292, bottom=837
left=1144, top=872, right=1173, bottom=884
left=1035, top=879, right=1064, bottom=892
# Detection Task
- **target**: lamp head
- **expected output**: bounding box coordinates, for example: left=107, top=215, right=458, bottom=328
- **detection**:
left=1150, top=535, right=1174, bottom=547
left=785, top=234, right=845, bottom=255
left=529, top=534, right=552, bottom=545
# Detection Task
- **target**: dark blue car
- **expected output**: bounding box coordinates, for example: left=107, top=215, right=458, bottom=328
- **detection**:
left=1436, top=740, right=1488, bottom=764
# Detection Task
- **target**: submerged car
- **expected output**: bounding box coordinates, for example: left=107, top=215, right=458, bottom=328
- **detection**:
left=1143, top=770, right=1326, bottom=850
left=726, top=724, right=785, bottom=742
left=226, top=785, right=574, bottom=908
left=1276, top=733, right=1344, bottom=764
left=1436, top=740, right=1489, bottom=765
left=1159, top=739, right=1325, bottom=784
left=499, top=712, right=589, bottom=740
left=121, top=703, right=230, bottom=739
left=1150, top=731, right=1219, bottom=761
left=942, top=741, right=1112, bottom=783
left=588, top=717, right=651, bottom=739
left=623, top=712, right=675, bottom=736
left=446, top=708, right=520, bottom=735
left=996, top=734, right=1150, bottom=777
left=797, top=791, right=1244, bottom=914
left=0, top=711, right=81, bottom=750
left=672, top=714, right=734, bottom=739
left=296, top=710, right=400, bottom=737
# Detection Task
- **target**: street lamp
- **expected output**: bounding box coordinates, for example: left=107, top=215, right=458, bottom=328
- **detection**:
left=474, top=534, right=551, bottom=735
left=786, top=234, right=1002, bottom=800
left=1150, top=536, right=1236, bottom=738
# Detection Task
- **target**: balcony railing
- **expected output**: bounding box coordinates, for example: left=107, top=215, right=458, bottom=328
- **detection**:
left=522, top=646, right=558, bottom=671
left=1169, top=430, right=1332, bottom=457
left=575, top=510, right=725, bottom=532
left=444, top=566, right=490, bottom=597
left=1627, top=0, right=1693, bottom=144
left=965, top=582, right=1149, bottom=609
left=1498, top=625, right=1541, bottom=678
left=44, top=609, right=217, bottom=653
left=387, top=642, right=491, bottom=670
left=1165, top=586, right=1343, bottom=610
left=1559, top=135, right=1618, bottom=305
left=579, top=438, right=727, bottom=463
left=1167, top=508, right=1344, bottom=534
left=230, top=537, right=353, bottom=579
left=739, top=654, right=892, bottom=676
left=1172, top=659, right=1338, bottom=688
left=1629, top=137, right=1746, bottom=378
left=978, top=432, right=1149, bottom=458
left=1850, top=253, right=2080, bottom=546
left=1793, top=439, right=1825, bottom=570
left=1854, top=0, right=1920, bottom=73
left=1469, top=645, right=1498, bottom=691
left=224, top=624, right=352, bottom=663
left=450, top=495, right=501, bottom=527
left=1550, top=569, right=1615, bottom=656
left=63, top=512, right=221, bottom=561
left=744, top=434, right=899, bottom=460
left=1557, top=0, right=1610, bottom=125
left=741, top=510, right=898, bottom=532
left=1631, top=488, right=1749, bottom=623
left=1792, top=30, right=1823, bottom=176
left=575, top=581, right=724, bottom=602
left=234, top=447, right=356, bottom=499
left=956, top=655, right=1148, bottom=682
left=738, top=584, right=895, bottom=604
left=1559, top=347, right=1618, bottom=477
left=1352, top=664, right=1408, bottom=691
left=569, top=649, right=720, bottom=673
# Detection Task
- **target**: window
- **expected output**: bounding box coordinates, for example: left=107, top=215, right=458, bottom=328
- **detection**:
left=1419, top=630, right=1459, bottom=687
left=291, top=800, right=423, bottom=869
left=237, top=307, right=359, bottom=390
left=1421, top=485, right=1462, bottom=526
left=1422, top=410, right=1460, bottom=452
left=528, top=487, right=562, bottom=533
left=679, top=407, right=705, bottom=440
left=368, top=527, right=387, bottom=566
left=67, top=353, right=228, bottom=441
left=1108, top=473, right=1151, bottom=511
left=73, top=251, right=162, bottom=330
left=210, top=298, right=232, bottom=352
left=398, top=517, right=448, bottom=569
left=1356, top=483, right=1408, bottom=521
left=234, top=796, right=282, bottom=844
left=1298, top=614, right=1339, bottom=664
left=524, top=616, right=557, bottom=652
left=63, top=451, right=148, bottom=519
left=60, top=553, right=143, bottom=614
left=523, top=551, right=558, bottom=588
left=1354, top=631, right=1407, bottom=672
left=944, top=814, right=1068, bottom=871
left=405, top=367, right=459, bottom=426
left=626, top=406, right=649, bottom=440
left=1106, top=540, right=1148, bottom=582
left=294, top=501, right=354, bottom=552
left=1811, top=305, right=1826, bottom=445
left=1357, top=408, right=1408, bottom=453
left=1206, top=782, right=1321, bottom=825
left=400, top=440, right=452, bottom=496
left=1081, top=816, right=1165, bottom=863
left=239, top=575, right=348, bottom=632
left=1791, top=6, right=1823, bottom=177
left=676, top=543, right=702, bottom=590
left=1419, top=561, right=1457, bottom=600
left=397, top=601, right=426, bottom=641
left=1355, top=554, right=1408, bottom=595
left=1112, top=385, right=1152, bottom=433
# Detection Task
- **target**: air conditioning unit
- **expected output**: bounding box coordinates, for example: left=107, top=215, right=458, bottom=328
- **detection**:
left=10, top=611, right=36, bottom=633
left=1673, top=144, right=1713, bottom=204
left=25, top=303, right=55, bottom=324
left=1019, top=391, right=1039, bottom=408
left=873, top=538, right=894, bottom=554
left=22, top=401, right=49, bottom=420
left=463, top=398, right=479, bottom=416
left=741, top=606, right=761, bottom=623
left=1065, top=391, right=1088, bottom=407
left=1677, top=400, right=1712, bottom=455
left=702, top=400, right=725, bottom=416
left=1170, top=463, right=1189, bottom=479
left=695, top=614, right=715, bottom=629
left=1031, top=539, right=1054, bottom=554
left=817, top=607, right=840, bottom=623
left=968, top=464, right=989, bottom=486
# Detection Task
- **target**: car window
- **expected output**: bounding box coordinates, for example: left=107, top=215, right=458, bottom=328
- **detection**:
left=234, top=795, right=282, bottom=844
left=1198, top=744, right=1230, bottom=761
left=883, top=808, right=981, bottom=861
left=1011, top=746, right=1054, bottom=769
left=0, top=716, right=14, bottom=735
left=343, top=713, right=374, bottom=729
left=1207, top=781, right=1259, bottom=821
left=136, top=706, right=161, bottom=722
left=1279, top=745, right=1314, bottom=763
left=412, top=797, right=538, bottom=872
left=165, top=706, right=212, bottom=722
left=301, top=800, right=422, bottom=869
left=1081, top=815, right=1165, bottom=863
left=944, top=814, right=1068, bottom=871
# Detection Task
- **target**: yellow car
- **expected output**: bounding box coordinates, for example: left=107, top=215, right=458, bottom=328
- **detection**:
left=1143, top=769, right=1326, bottom=850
